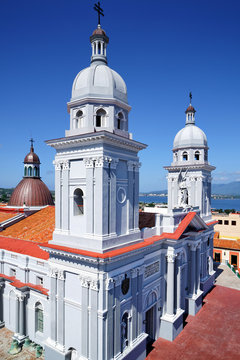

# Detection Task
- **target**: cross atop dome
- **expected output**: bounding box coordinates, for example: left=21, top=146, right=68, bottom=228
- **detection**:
left=94, top=2, right=104, bottom=26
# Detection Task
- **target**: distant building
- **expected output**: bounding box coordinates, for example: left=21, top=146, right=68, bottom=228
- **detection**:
left=213, top=212, right=240, bottom=270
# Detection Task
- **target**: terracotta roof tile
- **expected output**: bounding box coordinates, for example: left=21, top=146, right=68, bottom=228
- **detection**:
left=0, top=237, right=49, bottom=259
left=0, top=209, right=19, bottom=223
left=0, top=273, right=48, bottom=296
left=1, top=206, right=55, bottom=243
left=214, top=238, right=240, bottom=250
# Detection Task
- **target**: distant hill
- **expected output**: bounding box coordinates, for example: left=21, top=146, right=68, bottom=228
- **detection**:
left=212, top=182, right=240, bottom=196
left=142, top=181, right=240, bottom=197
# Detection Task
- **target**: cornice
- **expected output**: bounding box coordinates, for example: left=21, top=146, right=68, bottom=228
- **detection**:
left=67, top=97, right=132, bottom=113
left=164, top=164, right=216, bottom=172
left=46, top=131, right=147, bottom=152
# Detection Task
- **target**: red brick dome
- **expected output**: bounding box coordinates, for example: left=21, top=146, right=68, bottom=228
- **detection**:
left=185, top=105, right=196, bottom=113
left=8, top=178, right=54, bottom=207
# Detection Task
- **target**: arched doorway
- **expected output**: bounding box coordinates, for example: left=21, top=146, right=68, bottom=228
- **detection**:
left=144, top=291, right=157, bottom=343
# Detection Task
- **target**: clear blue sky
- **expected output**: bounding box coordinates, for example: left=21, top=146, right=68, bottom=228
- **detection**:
left=0, top=0, right=239, bottom=192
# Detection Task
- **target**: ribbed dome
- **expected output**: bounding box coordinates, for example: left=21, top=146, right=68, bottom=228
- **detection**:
left=24, top=145, right=40, bottom=164
left=72, top=63, right=128, bottom=104
left=9, top=178, right=54, bottom=207
left=173, top=125, right=208, bottom=149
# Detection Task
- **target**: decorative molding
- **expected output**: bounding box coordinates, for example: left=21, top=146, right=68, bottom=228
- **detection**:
left=62, top=160, right=70, bottom=170
left=53, top=160, right=62, bottom=171
left=49, top=268, right=58, bottom=278
left=58, top=270, right=65, bottom=281
left=144, top=261, right=160, bottom=278
left=110, top=158, right=119, bottom=169
left=130, top=267, right=138, bottom=278
left=84, top=158, right=95, bottom=168
left=166, top=253, right=176, bottom=263
left=17, top=293, right=26, bottom=302
left=79, top=275, right=99, bottom=291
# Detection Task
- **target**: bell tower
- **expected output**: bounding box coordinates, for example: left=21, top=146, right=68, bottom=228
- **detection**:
left=46, top=17, right=146, bottom=253
left=164, top=95, right=215, bottom=221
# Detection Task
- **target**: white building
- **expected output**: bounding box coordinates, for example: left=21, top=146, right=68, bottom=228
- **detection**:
left=0, top=19, right=216, bottom=360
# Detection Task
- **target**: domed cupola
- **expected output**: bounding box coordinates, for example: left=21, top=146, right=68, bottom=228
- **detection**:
left=172, top=94, right=208, bottom=165
left=8, top=140, right=54, bottom=208
left=66, top=10, right=131, bottom=138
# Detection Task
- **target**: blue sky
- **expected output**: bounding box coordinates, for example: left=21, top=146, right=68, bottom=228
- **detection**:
left=0, top=0, right=239, bottom=192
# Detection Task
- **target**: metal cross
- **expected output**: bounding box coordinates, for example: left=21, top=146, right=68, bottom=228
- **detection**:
left=189, top=92, right=192, bottom=104
left=30, top=138, right=35, bottom=148
left=94, top=2, right=104, bottom=25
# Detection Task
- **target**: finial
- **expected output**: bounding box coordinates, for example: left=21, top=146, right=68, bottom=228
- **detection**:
left=189, top=92, right=192, bottom=105
left=30, top=138, right=34, bottom=151
left=94, top=2, right=104, bottom=26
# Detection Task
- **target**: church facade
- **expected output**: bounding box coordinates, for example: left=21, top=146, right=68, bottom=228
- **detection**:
left=0, top=18, right=216, bottom=360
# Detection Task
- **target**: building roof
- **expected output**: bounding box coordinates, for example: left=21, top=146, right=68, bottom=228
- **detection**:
left=0, top=237, right=49, bottom=260
left=185, top=104, right=196, bottom=113
left=0, top=273, right=48, bottom=296
left=24, top=144, right=40, bottom=164
left=0, top=208, right=20, bottom=223
left=214, top=238, right=240, bottom=251
left=8, top=178, right=54, bottom=207
left=0, top=206, right=55, bottom=243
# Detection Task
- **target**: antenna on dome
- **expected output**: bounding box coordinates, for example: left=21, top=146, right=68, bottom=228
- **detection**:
left=189, top=92, right=192, bottom=105
left=94, top=2, right=104, bottom=26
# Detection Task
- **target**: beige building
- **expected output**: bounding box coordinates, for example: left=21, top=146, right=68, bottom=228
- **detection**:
left=213, top=212, right=240, bottom=271
left=212, top=212, right=240, bottom=239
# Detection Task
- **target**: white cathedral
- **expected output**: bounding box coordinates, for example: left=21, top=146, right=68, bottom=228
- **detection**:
left=0, top=17, right=216, bottom=360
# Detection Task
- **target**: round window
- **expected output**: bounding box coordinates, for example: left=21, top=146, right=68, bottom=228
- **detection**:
left=117, top=187, right=126, bottom=204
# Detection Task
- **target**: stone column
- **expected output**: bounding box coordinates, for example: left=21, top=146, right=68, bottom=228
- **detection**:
left=49, top=268, right=58, bottom=344
left=85, top=158, right=95, bottom=235
left=109, top=159, right=118, bottom=236
left=196, top=245, right=201, bottom=293
left=18, top=294, right=26, bottom=337
left=62, top=160, right=70, bottom=232
left=57, top=270, right=65, bottom=350
left=15, top=295, right=19, bottom=334
left=127, top=161, right=134, bottom=232
left=131, top=268, right=138, bottom=342
left=0, top=282, right=4, bottom=328
left=54, top=161, right=62, bottom=230
left=190, top=244, right=197, bottom=295
left=137, top=267, right=144, bottom=337
left=176, top=254, right=182, bottom=311
left=133, top=163, right=140, bottom=230
left=166, top=252, right=176, bottom=316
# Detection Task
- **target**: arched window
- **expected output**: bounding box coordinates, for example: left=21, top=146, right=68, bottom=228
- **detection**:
left=182, top=152, right=188, bottom=161
left=35, top=302, right=43, bottom=333
left=121, top=312, right=128, bottom=352
left=74, top=188, right=84, bottom=215
left=174, top=152, right=178, bottom=161
left=28, top=167, right=32, bottom=176
left=24, top=167, right=27, bottom=176
left=194, top=151, right=200, bottom=160
left=204, top=150, right=208, bottom=161
left=117, top=112, right=124, bottom=130
left=33, top=166, right=37, bottom=176
left=76, top=110, right=83, bottom=129
left=96, top=109, right=106, bottom=127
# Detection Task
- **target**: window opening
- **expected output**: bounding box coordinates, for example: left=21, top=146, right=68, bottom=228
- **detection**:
left=214, top=253, right=220, bottom=262
left=224, top=220, right=229, bottom=225
left=36, top=276, right=43, bottom=286
left=231, top=255, right=238, bottom=267
left=121, top=313, right=128, bottom=352
left=195, top=151, right=200, bottom=160
left=232, top=221, right=236, bottom=226
left=36, top=303, right=44, bottom=333
left=10, top=268, right=16, bottom=277
left=182, top=152, right=188, bottom=161
left=24, top=167, right=27, bottom=176
left=28, top=167, right=32, bottom=176
left=74, top=188, right=84, bottom=215
left=96, top=109, right=106, bottom=127
left=218, top=220, right=222, bottom=224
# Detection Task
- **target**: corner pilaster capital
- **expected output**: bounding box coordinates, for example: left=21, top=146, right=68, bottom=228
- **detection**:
left=17, top=293, right=26, bottom=302
left=53, top=160, right=62, bottom=171
left=166, top=253, right=177, bottom=263
left=130, top=267, right=138, bottom=278
left=105, top=277, right=114, bottom=290
left=84, top=158, right=95, bottom=168
left=110, top=158, right=119, bottom=169
left=57, top=270, right=65, bottom=281
left=62, top=160, right=70, bottom=170
left=49, top=268, right=58, bottom=278
left=114, top=274, right=125, bottom=287
left=188, top=243, right=197, bottom=251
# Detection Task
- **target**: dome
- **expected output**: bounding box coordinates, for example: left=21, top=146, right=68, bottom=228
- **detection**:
left=24, top=145, right=40, bottom=164
left=9, top=178, right=54, bottom=207
left=71, top=63, right=128, bottom=104
left=173, top=124, right=208, bottom=149
left=185, top=105, right=196, bottom=113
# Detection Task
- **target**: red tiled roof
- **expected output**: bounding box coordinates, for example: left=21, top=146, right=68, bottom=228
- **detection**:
left=1, top=206, right=55, bottom=243
left=214, top=238, right=240, bottom=251
left=0, top=209, right=19, bottom=223
left=43, top=212, right=199, bottom=259
left=0, top=237, right=49, bottom=260
left=0, top=273, right=48, bottom=296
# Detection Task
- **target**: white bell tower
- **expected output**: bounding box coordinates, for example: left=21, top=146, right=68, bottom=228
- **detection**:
left=46, top=21, right=146, bottom=253
left=164, top=94, right=215, bottom=221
